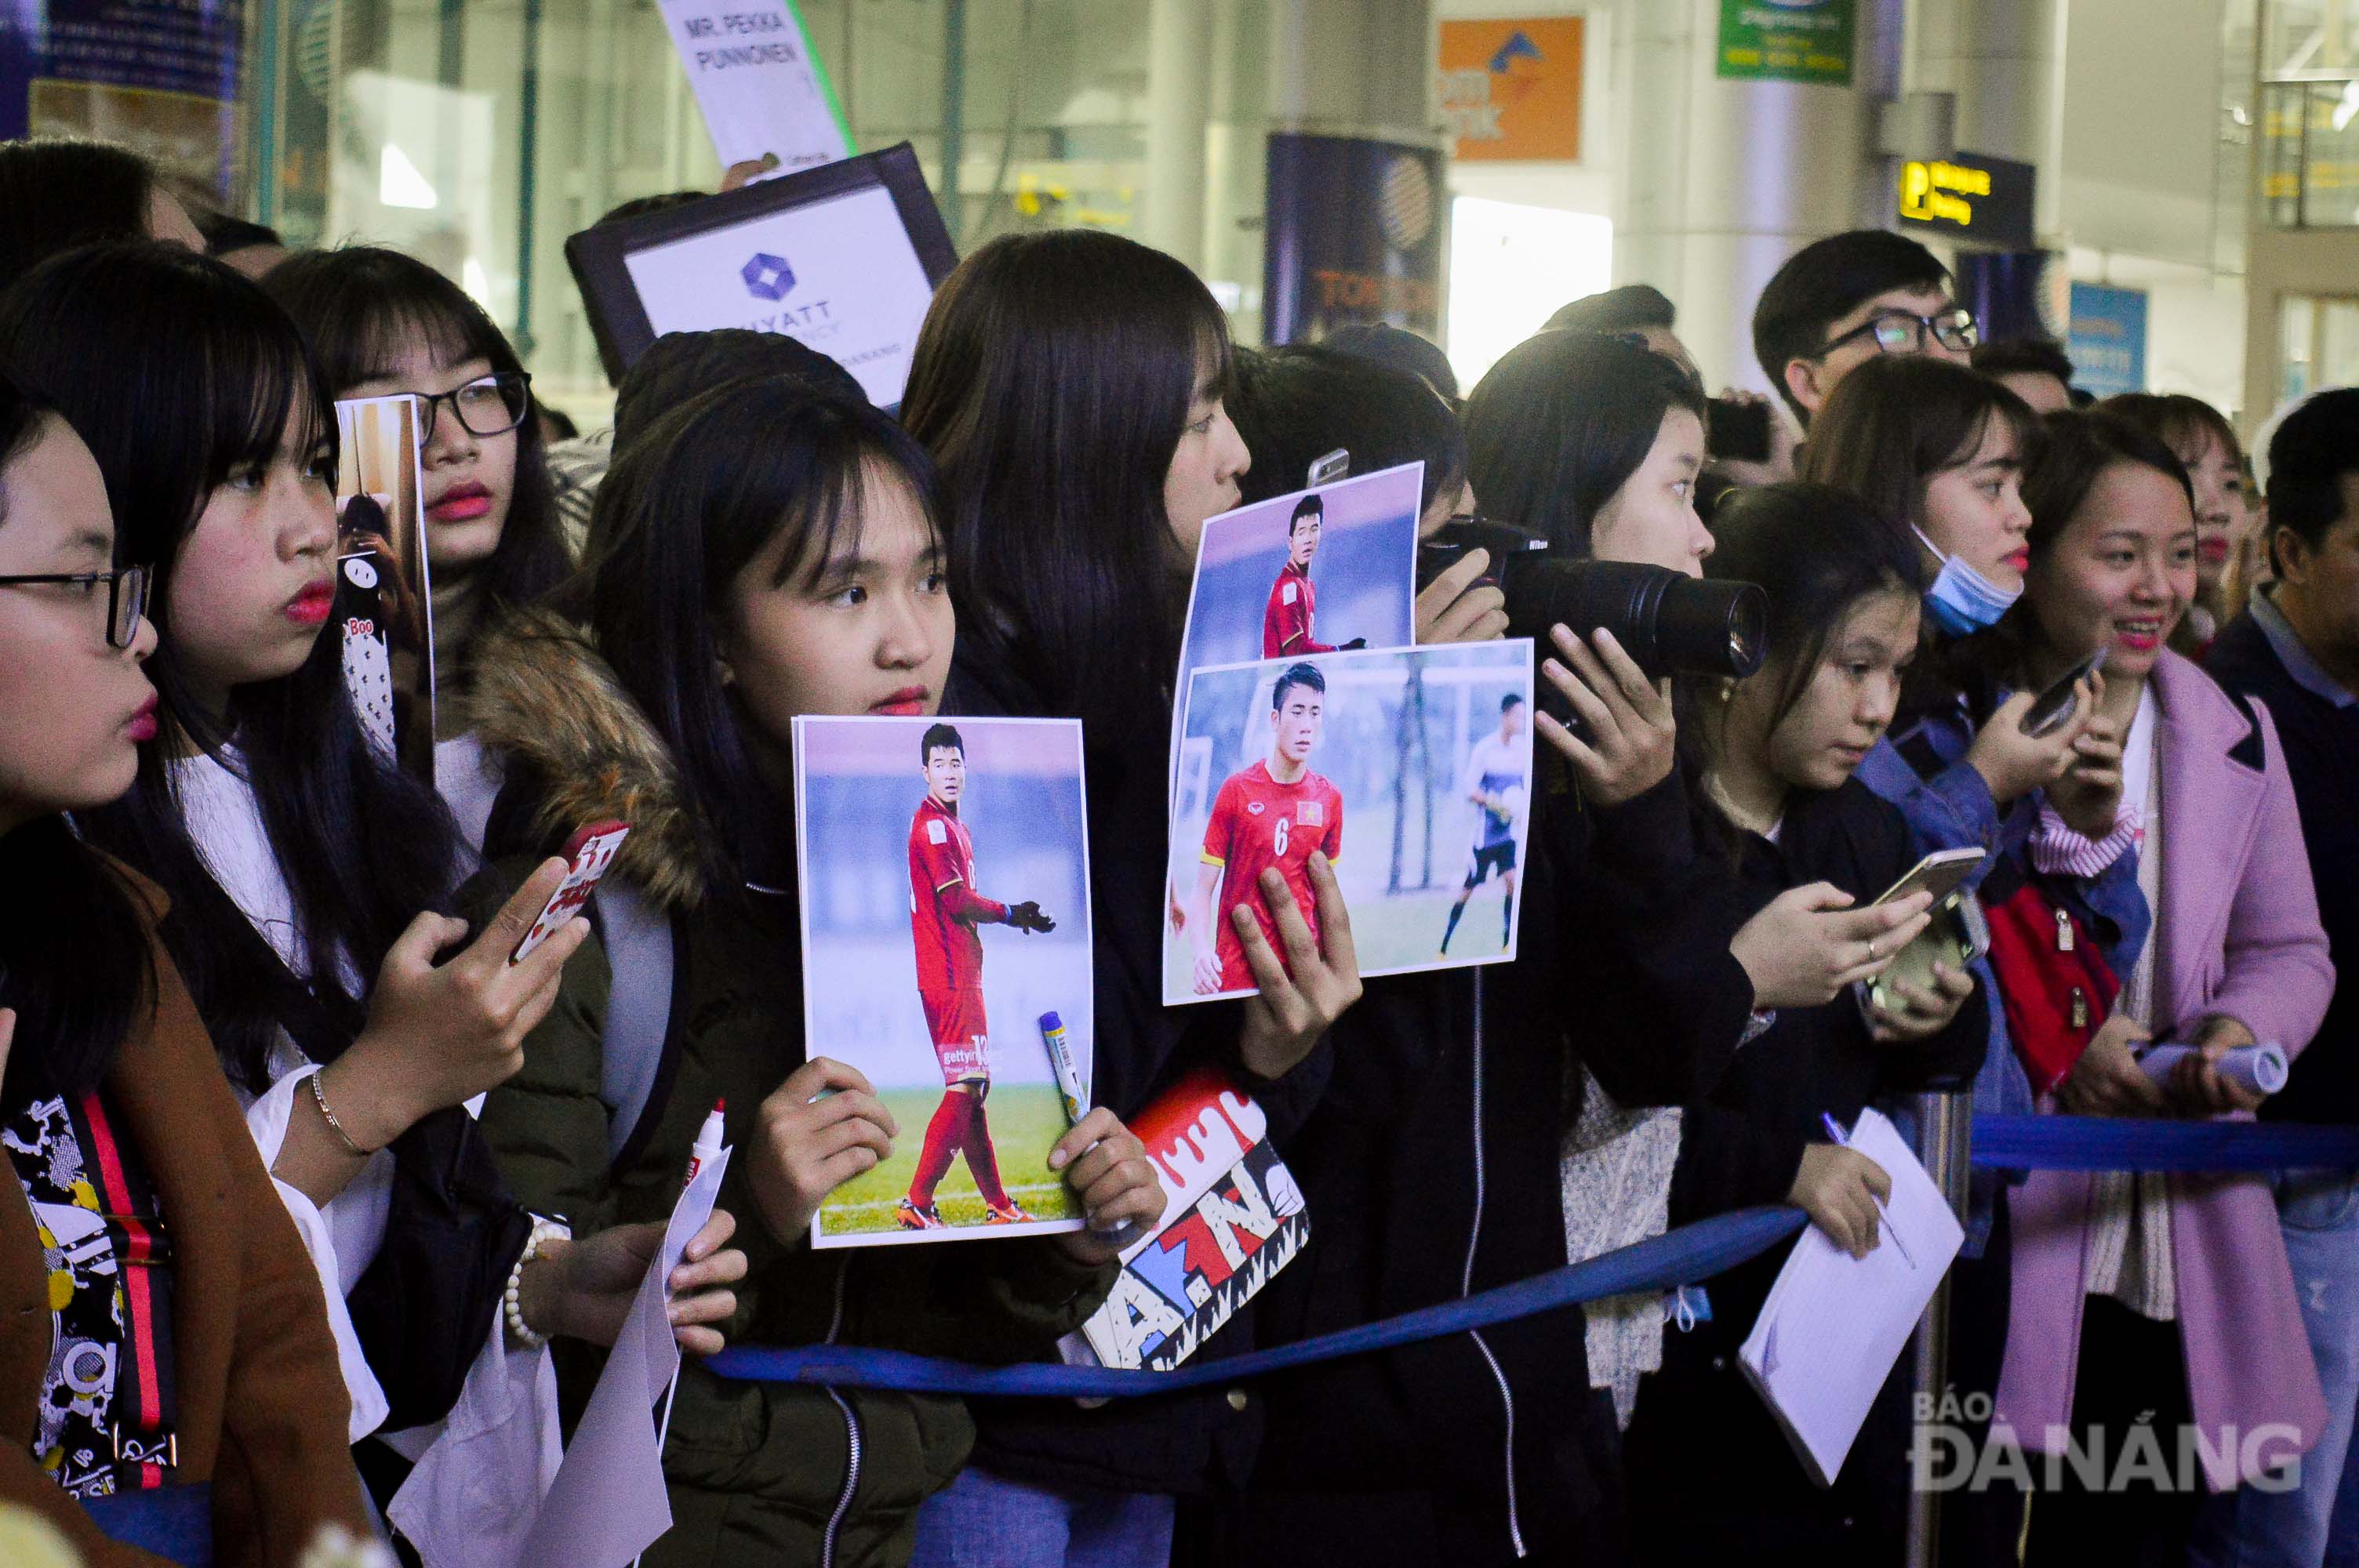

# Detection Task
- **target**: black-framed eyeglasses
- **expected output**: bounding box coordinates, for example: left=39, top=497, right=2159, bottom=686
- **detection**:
left=416, top=372, right=533, bottom=443
left=1819, top=307, right=1979, bottom=358
left=0, top=563, right=151, bottom=649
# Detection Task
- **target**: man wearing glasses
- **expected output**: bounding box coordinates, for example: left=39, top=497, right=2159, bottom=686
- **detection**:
left=1751, top=229, right=1978, bottom=430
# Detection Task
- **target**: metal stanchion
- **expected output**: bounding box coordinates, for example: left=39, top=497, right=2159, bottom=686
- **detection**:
left=1906, top=1090, right=1975, bottom=1568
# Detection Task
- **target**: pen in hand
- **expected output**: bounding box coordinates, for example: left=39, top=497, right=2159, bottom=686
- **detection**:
left=1819, top=1112, right=1917, bottom=1269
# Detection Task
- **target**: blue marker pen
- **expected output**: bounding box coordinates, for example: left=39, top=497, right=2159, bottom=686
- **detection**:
left=1039, top=1011, right=1088, bottom=1126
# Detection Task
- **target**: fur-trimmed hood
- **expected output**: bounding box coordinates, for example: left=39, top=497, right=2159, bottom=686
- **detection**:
left=465, top=604, right=707, bottom=912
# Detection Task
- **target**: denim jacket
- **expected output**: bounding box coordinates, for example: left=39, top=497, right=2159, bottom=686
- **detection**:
left=1859, top=694, right=2150, bottom=1255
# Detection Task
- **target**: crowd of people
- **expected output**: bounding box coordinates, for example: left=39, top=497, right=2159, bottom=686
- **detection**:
left=0, top=134, right=2350, bottom=1568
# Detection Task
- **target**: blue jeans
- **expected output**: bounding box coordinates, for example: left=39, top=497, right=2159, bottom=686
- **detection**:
left=2191, top=1168, right=2359, bottom=1568
left=909, top=1465, right=1176, bottom=1568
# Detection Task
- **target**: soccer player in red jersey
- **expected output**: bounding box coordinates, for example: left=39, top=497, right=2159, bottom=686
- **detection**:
left=896, top=723, right=1057, bottom=1230
left=1187, top=662, right=1346, bottom=994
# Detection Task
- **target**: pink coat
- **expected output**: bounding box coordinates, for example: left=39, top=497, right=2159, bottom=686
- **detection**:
left=1994, top=651, right=2337, bottom=1490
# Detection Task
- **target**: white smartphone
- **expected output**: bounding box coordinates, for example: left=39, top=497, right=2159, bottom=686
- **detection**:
left=1870, top=847, right=1987, bottom=910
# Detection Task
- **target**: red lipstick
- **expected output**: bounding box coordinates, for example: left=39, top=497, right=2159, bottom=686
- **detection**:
left=125, top=695, right=158, bottom=743
left=286, top=580, right=336, bottom=626
left=871, top=686, right=929, bottom=717
left=428, top=480, right=494, bottom=523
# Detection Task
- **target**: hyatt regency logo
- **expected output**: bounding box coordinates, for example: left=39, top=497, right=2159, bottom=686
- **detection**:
left=741, top=252, right=796, bottom=301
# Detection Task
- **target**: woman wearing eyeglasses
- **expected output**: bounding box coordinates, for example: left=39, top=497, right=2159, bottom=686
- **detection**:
left=264, top=247, right=575, bottom=851
left=0, top=243, right=746, bottom=1563
left=0, top=372, right=377, bottom=1563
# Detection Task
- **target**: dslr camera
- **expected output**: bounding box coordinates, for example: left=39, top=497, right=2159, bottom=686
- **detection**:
left=1418, top=517, right=1768, bottom=681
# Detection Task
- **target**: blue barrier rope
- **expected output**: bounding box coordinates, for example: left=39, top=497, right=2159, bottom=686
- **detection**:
left=710, top=1115, right=2359, bottom=1400
left=1972, top=1114, right=2359, bottom=1171
left=708, top=1204, right=1807, bottom=1397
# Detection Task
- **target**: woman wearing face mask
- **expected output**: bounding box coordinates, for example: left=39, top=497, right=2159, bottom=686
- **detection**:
left=1983, top=412, right=2332, bottom=1566
left=899, top=229, right=1361, bottom=1568
left=2101, top=393, right=2253, bottom=655
left=464, top=376, right=1163, bottom=1566
left=0, top=376, right=374, bottom=1562
left=0, top=242, right=747, bottom=1559
left=264, top=247, right=575, bottom=849
left=1620, top=483, right=1986, bottom=1565
left=1801, top=354, right=2150, bottom=1567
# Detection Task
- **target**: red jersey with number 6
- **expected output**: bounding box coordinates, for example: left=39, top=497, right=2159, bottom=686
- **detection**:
left=1200, top=760, right=1344, bottom=992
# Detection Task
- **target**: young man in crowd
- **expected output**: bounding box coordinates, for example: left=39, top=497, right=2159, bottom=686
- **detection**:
left=1439, top=692, right=1526, bottom=958
left=1190, top=662, right=1346, bottom=995
left=2199, top=387, right=2359, bottom=1566
left=1972, top=336, right=2078, bottom=415
left=1751, top=228, right=1976, bottom=429
left=898, top=722, right=1059, bottom=1230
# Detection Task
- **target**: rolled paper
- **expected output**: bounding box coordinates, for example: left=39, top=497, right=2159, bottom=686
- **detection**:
left=2136, top=1041, right=2290, bottom=1098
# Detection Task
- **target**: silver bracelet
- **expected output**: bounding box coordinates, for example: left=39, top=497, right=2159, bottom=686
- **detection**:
left=309, top=1069, right=373, bottom=1158
left=503, top=1217, right=572, bottom=1349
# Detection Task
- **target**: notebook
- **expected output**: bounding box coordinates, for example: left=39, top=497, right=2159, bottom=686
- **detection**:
left=1738, top=1106, right=1965, bottom=1486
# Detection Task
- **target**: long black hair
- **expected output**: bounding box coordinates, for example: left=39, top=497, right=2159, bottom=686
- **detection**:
left=900, top=229, right=1231, bottom=750
left=0, top=138, right=158, bottom=283
left=1462, top=329, right=1705, bottom=554
left=1228, top=343, right=1467, bottom=517
left=1685, top=483, right=1925, bottom=789
left=571, top=376, right=945, bottom=895
left=0, top=242, right=464, bottom=1091
left=263, top=245, right=572, bottom=633
left=0, top=379, right=157, bottom=1112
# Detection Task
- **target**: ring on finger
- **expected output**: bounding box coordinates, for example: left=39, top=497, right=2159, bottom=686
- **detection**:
left=1866, top=938, right=1881, bottom=960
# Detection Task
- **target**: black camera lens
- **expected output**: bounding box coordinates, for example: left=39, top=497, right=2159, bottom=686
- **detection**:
left=1521, top=557, right=1768, bottom=681
left=1417, top=519, right=1768, bottom=680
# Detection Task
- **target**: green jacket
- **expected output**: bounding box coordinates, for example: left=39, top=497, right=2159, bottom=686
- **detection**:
left=461, top=608, right=1110, bottom=1567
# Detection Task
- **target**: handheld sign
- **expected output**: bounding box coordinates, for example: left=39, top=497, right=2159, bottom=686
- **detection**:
left=565, top=142, right=957, bottom=408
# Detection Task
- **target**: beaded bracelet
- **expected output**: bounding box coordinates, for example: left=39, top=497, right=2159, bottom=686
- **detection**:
left=503, top=1218, right=572, bottom=1350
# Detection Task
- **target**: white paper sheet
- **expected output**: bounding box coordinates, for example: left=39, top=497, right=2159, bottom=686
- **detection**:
left=1737, top=1109, right=1963, bottom=1486
left=518, top=1149, right=729, bottom=1566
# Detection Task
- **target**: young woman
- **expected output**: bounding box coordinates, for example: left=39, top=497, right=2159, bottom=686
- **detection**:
left=0, top=378, right=374, bottom=1560
left=898, top=228, right=1361, bottom=1567
left=464, top=374, right=1165, bottom=1566
left=1461, top=328, right=1716, bottom=575
left=1801, top=357, right=2139, bottom=1567
left=0, top=243, right=744, bottom=1560
left=0, top=137, right=205, bottom=278
left=2101, top=392, right=2252, bottom=654
left=263, top=245, right=574, bottom=848
left=1621, top=483, right=1986, bottom=1564
left=1987, top=411, right=2333, bottom=1566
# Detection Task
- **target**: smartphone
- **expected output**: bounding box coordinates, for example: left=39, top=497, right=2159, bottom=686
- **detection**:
left=1870, top=847, right=1988, bottom=910
left=2020, top=646, right=2108, bottom=738
left=510, top=820, right=631, bottom=964
left=1307, top=448, right=1350, bottom=487
left=1706, top=397, right=1772, bottom=463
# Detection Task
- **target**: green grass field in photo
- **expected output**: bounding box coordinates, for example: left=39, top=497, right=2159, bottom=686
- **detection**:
left=816, top=1083, right=1081, bottom=1239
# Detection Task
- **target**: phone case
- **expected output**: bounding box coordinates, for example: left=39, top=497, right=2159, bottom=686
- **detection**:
left=1868, top=894, right=1990, bottom=1016
left=511, top=822, right=631, bottom=963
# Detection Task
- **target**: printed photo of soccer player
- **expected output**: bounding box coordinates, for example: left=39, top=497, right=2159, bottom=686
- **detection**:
left=1262, top=494, right=1370, bottom=659
left=1439, top=693, right=1528, bottom=959
left=1165, top=640, right=1535, bottom=1005
left=794, top=713, right=1096, bottom=1247
left=1172, top=464, right=1421, bottom=797
left=1186, top=662, right=1346, bottom=995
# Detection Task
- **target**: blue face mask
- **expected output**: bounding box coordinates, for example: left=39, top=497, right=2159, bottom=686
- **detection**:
left=1914, top=526, right=2022, bottom=636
